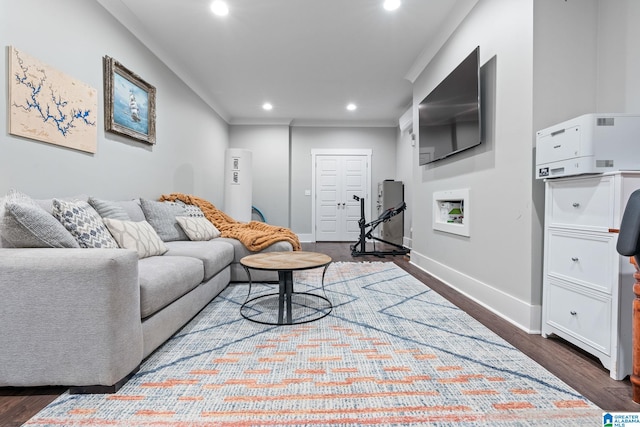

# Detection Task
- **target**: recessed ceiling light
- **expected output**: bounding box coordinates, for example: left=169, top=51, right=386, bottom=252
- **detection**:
left=262, top=102, right=273, bottom=111
left=347, top=103, right=357, bottom=111
left=210, top=0, right=229, bottom=16
left=383, top=0, right=401, bottom=11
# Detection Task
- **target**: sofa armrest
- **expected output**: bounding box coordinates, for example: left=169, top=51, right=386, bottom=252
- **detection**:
left=0, top=248, right=143, bottom=388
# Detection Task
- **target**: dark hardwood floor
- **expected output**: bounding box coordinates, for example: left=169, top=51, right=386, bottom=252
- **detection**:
left=1, top=242, right=637, bottom=426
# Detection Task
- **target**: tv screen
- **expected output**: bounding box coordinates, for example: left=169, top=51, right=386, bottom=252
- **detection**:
left=418, top=46, right=481, bottom=165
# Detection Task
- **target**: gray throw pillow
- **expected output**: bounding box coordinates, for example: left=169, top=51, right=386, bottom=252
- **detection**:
left=88, top=197, right=131, bottom=221
left=52, top=199, right=119, bottom=249
left=0, top=189, right=79, bottom=248
left=139, top=199, right=189, bottom=242
left=117, top=199, right=146, bottom=222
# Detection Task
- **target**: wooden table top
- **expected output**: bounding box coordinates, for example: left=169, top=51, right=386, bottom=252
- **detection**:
left=240, top=251, right=332, bottom=271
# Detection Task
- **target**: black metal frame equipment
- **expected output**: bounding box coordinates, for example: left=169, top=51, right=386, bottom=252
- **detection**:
left=350, top=195, right=410, bottom=258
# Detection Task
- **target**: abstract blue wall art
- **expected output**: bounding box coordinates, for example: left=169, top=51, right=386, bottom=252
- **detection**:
left=9, top=46, right=98, bottom=153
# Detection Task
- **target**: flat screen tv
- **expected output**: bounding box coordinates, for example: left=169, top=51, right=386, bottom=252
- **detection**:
left=418, top=46, right=481, bottom=165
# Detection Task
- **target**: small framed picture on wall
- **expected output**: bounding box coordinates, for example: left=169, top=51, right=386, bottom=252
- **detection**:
left=103, top=56, right=156, bottom=144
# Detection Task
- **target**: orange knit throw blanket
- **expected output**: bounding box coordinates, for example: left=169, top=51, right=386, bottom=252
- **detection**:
left=159, top=193, right=301, bottom=251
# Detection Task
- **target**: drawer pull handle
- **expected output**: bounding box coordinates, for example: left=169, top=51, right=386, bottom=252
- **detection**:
left=572, top=202, right=580, bottom=208
left=571, top=257, right=579, bottom=262
left=570, top=311, right=577, bottom=316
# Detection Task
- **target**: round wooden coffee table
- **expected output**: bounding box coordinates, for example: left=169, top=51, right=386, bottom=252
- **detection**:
left=240, top=251, right=332, bottom=325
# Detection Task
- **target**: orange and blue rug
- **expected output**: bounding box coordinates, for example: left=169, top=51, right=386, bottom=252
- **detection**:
left=26, top=262, right=601, bottom=426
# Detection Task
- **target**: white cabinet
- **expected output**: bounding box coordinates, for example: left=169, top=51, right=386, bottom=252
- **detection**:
left=541, top=171, right=640, bottom=380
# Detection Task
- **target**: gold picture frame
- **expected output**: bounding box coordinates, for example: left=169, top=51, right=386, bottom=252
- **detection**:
left=103, top=56, right=156, bottom=144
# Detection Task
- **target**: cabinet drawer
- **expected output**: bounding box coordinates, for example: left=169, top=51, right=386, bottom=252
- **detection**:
left=545, top=282, right=610, bottom=354
left=546, top=230, right=614, bottom=293
left=546, top=176, right=614, bottom=229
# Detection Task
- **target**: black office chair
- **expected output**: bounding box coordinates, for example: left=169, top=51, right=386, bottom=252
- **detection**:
left=618, top=189, right=640, bottom=262
left=616, top=188, right=640, bottom=402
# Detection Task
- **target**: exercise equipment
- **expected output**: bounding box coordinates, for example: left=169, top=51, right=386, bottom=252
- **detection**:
left=350, top=195, right=410, bottom=257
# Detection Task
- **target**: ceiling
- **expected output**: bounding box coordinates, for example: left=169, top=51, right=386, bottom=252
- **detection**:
left=97, top=0, right=477, bottom=127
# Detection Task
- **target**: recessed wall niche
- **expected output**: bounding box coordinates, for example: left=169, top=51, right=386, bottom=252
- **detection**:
left=433, top=189, right=470, bottom=237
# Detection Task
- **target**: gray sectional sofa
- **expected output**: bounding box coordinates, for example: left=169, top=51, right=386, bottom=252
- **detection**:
left=0, top=191, right=292, bottom=393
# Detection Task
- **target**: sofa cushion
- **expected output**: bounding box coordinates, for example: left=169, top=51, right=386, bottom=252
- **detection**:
left=103, top=218, right=168, bottom=259
left=140, top=199, right=189, bottom=242
left=137, top=255, right=205, bottom=318
left=163, top=240, right=234, bottom=281
left=176, top=216, right=221, bottom=241
left=89, top=197, right=131, bottom=220
left=218, top=237, right=293, bottom=263
left=52, top=199, right=119, bottom=249
left=0, top=190, right=79, bottom=248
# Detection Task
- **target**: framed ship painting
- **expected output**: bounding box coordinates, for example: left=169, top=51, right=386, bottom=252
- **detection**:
left=103, top=56, right=156, bottom=144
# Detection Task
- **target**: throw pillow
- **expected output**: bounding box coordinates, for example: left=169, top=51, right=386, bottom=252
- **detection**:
left=174, top=200, right=206, bottom=218
left=88, top=197, right=131, bottom=221
left=103, top=218, right=168, bottom=259
left=176, top=216, right=221, bottom=241
left=139, top=199, right=189, bottom=242
left=52, top=199, right=119, bottom=248
left=0, top=190, right=79, bottom=248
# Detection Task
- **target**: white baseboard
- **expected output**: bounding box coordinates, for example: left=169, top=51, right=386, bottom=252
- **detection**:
left=409, top=250, right=542, bottom=334
left=297, top=233, right=314, bottom=243
left=403, top=236, right=412, bottom=249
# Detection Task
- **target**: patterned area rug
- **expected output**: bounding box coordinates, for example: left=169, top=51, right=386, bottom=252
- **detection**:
left=26, top=262, right=601, bottom=426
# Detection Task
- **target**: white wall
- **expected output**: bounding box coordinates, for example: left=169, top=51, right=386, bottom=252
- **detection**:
left=0, top=0, right=228, bottom=204
left=290, top=126, right=397, bottom=237
left=532, top=0, right=598, bottom=131
left=396, top=124, right=414, bottom=247
left=596, top=0, right=640, bottom=113
left=229, top=125, right=290, bottom=226
left=410, top=0, right=538, bottom=331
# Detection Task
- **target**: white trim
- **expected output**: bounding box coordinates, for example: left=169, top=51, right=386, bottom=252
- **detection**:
left=311, top=149, right=373, bottom=156
left=311, top=149, right=372, bottom=242
left=410, top=249, right=542, bottom=333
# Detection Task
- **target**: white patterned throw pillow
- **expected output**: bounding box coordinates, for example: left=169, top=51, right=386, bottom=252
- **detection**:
left=175, top=216, right=220, bottom=241
left=103, top=218, right=168, bottom=258
left=52, top=199, right=119, bottom=249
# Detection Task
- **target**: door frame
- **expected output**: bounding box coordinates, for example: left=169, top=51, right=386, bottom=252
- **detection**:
left=311, top=148, right=372, bottom=242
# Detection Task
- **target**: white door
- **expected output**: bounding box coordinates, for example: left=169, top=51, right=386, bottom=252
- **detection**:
left=315, top=154, right=368, bottom=241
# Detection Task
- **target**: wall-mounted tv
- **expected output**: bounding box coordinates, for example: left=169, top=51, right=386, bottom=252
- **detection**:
left=418, top=46, right=481, bottom=165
